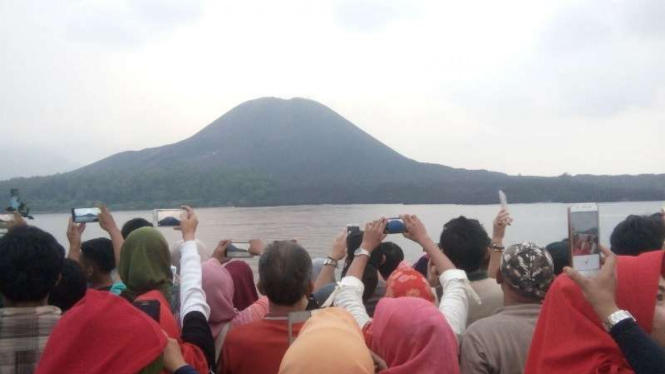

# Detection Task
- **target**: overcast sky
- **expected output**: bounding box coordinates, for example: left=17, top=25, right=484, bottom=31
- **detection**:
left=1, top=0, right=664, bottom=180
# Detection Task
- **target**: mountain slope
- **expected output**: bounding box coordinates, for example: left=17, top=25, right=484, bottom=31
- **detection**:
left=2, top=97, right=664, bottom=210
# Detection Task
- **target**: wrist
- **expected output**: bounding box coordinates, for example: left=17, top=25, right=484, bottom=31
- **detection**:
left=598, top=304, right=621, bottom=323
left=359, top=241, right=377, bottom=253
left=329, top=253, right=345, bottom=261
left=491, top=235, right=504, bottom=244
left=183, top=233, right=195, bottom=242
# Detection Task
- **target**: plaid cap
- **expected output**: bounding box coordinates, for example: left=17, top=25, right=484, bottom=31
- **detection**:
left=501, top=242, right=555, bottom=299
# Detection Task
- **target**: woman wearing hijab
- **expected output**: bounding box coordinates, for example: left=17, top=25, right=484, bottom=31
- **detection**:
left=225, top=260, right=259, bottom=310
left=278, top=308, right=375, bottom=374
left=202, top=241, right=269, bottom=361
left=117, top=208, right=213, bottom=374
left=524, top=249, right=665, bottom=374
left=384, top=266, right=435, bottom=302
left=35, top=289, right=197, bottom=374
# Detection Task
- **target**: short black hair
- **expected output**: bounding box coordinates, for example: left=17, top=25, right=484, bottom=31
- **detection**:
left=121, top=218, right=153, bottom=239
left=439, top=216, right=491, bottom=273
left=0, top=226, right=65, bottom=303
left=610, top=214, right=665, bottom=256
left=376, top=242, right=404, bottom=280
left=48, top=259, right=87, bottom=312
left=545, top=239, right=570, bottom=276
left=81, top=238, right=115, bottom=274
left=258, top=241, right=312, bottom=306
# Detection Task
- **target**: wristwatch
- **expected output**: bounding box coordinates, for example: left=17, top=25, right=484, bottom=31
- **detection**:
left=323, top=257, right=339, bottom=269
left=490, top=243, right=505, bottom=252
left=603, top=310, right=635, bottom=331
left=354, top=247, right=371, bottom=258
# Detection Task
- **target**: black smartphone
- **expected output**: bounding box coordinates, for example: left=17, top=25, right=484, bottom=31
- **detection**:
left=384, top=218, right=406, bottom=234
left=133, top=300, right=160, bottom=322
left=72, top=207, right=101, bottom=223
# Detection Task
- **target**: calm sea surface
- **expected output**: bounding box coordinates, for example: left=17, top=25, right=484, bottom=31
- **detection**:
left=23, top=201, right=664, bottom=277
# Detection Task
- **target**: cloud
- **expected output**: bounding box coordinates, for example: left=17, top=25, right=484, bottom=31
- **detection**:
left=64, top=0, right=206, bottom=48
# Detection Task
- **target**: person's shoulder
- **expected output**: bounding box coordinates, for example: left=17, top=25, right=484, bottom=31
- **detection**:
left=225, top=319, right=271, bottom=344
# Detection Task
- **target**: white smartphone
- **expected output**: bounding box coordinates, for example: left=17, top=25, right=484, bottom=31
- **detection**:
left=568, top=204, right=601, bottom=276
left=72, top=207, right=101, bottom=223
left=153, top=209, right=185, bottom=227
left=499, top=190, right=508, bottom=209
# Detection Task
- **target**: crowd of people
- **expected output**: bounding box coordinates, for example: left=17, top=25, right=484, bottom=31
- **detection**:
left=0, top=204, right=664, bottom=374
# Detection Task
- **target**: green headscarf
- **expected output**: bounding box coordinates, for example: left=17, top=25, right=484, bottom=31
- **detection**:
left=138, top=357, right=164, bottom=374
left=119, top=227, right=173, bottom=303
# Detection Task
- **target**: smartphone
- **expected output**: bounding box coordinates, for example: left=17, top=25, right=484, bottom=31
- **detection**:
left=152, top=209, right=185, bottom=227
left=227, top=242, right=253, bottom=258
left=347, top=224, right=361, bottom=234
left=133, top=300, right=160, bottom=322
left=384, top=218, right=406, bottom=234
left=72, top=207, right=101, bottom=223
left=568, top=204, right=601, bottom=276
left=499, top=190, right=508, bottom=209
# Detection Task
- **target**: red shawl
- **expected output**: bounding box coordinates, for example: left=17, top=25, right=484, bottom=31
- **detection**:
left=35, top=290, right=167, bottom=374
left=524, top=250, right=664, bottom=374
left=137, top=290, right=209, bottom=374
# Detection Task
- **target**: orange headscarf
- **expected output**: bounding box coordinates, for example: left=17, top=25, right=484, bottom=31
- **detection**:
left=524, top=250, right=665, bottom=374
left=278, top=308, right=374, bottom=374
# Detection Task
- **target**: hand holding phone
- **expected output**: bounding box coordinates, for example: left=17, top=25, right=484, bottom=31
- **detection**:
left=384, top=218, right=406, bottom=234
left=568, top=204, right=601, bottom=276
left=153, top=209, right=186, bottom=227
left=227, top=242, right=253, bottom=258
left=72, top=207, right=102, bottom=223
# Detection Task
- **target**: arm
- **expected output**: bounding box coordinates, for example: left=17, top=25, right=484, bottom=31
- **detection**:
left=488, top=209, right=512, bottom=279
left=402, top=214, right=455, bottom=274
left=314, top=231, right=347, bottom=292
left=66, top=217, right=86, bottom=263
left=231, top=296, right=269, bottom=326
left=98, top=205, right=124, bottom=267
left=334, top=275, right=372, bottom=328
left=178, top=207, right=216, bottom=371
left=610, top=318, right=665, bottom=374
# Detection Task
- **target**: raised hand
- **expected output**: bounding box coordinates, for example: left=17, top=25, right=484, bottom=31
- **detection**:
left=492, top=208, right=513, bottom=241
left=564, top=246, right=619, bottom=322
left=402, top=214, right=431, bottom=245
left=212, top=240, right=231, bottom=265
left=329, top=230, right=348, bottom=261
left=249, top=239, right=266, bottom=256
left=179, top=206, right=198, bottom=242
left=360, top=218, right=387, bottom=252
left=97, top=205, right=120, bottom=234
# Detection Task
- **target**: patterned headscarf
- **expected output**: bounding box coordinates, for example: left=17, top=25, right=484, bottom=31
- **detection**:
left=385, top=263, right=434, bottom=303
left=501, top=242, right=555, bottom=299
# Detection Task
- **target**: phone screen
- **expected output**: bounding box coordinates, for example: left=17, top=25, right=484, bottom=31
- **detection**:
left=133, top=300, right=161, bottom=322
left=227, top=242, right=252, bottom=258
left=153, top=209, right=185, bottom=227
left=384, top=218, right=406, bottom=234
left=72, top=207, right=101, bottom=223
left=568, top=206, right=601, bottom=274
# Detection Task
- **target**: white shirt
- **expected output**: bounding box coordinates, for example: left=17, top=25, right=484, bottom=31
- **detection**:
left=333, top=269, right=471, bottom=340
left=179, top=240, right=211, bottom=323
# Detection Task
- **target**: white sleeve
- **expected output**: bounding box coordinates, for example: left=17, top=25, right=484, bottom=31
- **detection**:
left=333, top=276, right=372, bottom=329
left=179, top=240, right=210, bottom=323
left=438, top=269, right=472, bottom=340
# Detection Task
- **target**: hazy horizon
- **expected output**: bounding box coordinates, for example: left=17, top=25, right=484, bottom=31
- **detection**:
left=2, top=0, right=664, bottom=181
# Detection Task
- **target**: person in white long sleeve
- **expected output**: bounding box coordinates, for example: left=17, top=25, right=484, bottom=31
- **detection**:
left=334, top=215, right=472, bottom=340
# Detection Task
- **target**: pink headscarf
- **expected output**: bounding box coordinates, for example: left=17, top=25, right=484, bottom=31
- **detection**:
left=370, top=297, right=460, bottom=374
left=202, top=259, right=237, bottom=338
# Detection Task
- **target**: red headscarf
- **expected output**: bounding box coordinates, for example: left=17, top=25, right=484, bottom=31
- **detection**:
left=524, top=250, right=665, bottom=374
left=136, top=290, right=209, bottom=374
left=369, top=297, right=460, bottom=374
left=35, top=290, right=167, bottom=374
left=385, top=265, right=434, bottom=303
left=225, top=260, right=259, bottom=311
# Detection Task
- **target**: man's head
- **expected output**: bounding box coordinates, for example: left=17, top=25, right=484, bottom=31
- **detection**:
left=0, top=226, right=65, bottom=304
left=610, top=214, right=665, bottom=256
left=258, top=241, right=313, bottom=306
left=498, top=242, right=555, bottom=302
left=80, top=238, right=115, bottom=282
left=439, top=216, right=491, bottom=273
left=545, top=239, right=570, bottom=276
left=376, top=242, right=404, bottom=280
left=121, top=218, right=153, bottom=239
left=48, top=259, right=87, bottom=312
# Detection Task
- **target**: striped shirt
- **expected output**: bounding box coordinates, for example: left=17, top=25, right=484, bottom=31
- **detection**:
left=0, top=306, right=61, bottom=374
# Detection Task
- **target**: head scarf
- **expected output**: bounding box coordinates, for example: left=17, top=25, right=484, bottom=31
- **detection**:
left=170, top=239, right=211, bottom=272
left=370, top=297, right=460, bottom=374
left=35, top=290, right=166, bottom=374
left=278, top=308, right=374, bottom=374
left=385, top=265, right=435, bottom=303
left=501, top=242, right=555, bottom=300
left=524, top=250, right=665, bottom=374
left=119, top=227, right=173, bottom=303
left=225, top=260, right=259, bottom=310
left=202, top=258, right=237, bottom=337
